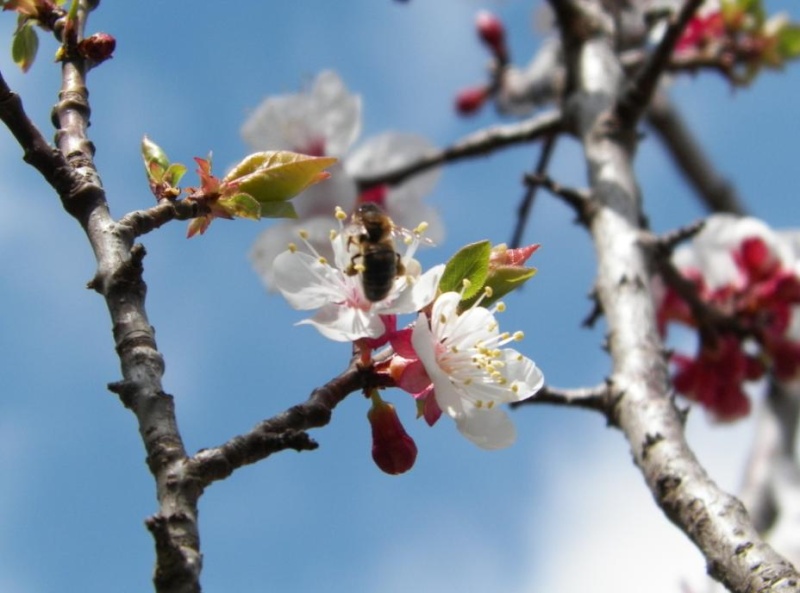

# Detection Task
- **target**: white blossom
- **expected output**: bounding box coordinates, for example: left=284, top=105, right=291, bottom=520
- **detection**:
left=411, top=291, right=544, bottom=449
left=273, top=211, right=443, bottom=342
left=243, top=71, right=444, bottom=292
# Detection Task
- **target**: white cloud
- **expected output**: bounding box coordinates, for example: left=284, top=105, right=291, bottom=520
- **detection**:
left=526, top=412, right=756, bottom=593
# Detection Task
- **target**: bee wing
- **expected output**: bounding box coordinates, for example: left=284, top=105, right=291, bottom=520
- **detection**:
left=392, top=225, right=436, bottom=247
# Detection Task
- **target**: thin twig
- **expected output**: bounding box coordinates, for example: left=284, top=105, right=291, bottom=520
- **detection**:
left=510, top=134, right=557, bottom=248
left=117, top=199, right=206, bottom=238
left=511, top=383, right=610, bottom=413
left=524, top=173, right=594, bottom=226
left=617, top=0, right=705, bottom=126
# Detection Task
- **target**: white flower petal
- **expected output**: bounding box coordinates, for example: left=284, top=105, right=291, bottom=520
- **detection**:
left=412, top=313, right=464, bottom=418
left=383, top=264, right=445, bottom=314
left=241, top=71, right=361, bottom=157
left=455, top=406, right=517, bottom=450
left=291, top=163, right=357, bottom=219
left=501, top=348, right=545, bottom=401
left=273, top=250, right=343, bottom=310
left=307, top=71, right=362, bottom=156
left=251, top=217, right=340, bottom=292
left=675, top=214, right=791, bottom=288
left=250, top=222, right=301, bottom=291
left=346, top=133, right=436, bottom=181
left=299, top=304, right=384, bottom=342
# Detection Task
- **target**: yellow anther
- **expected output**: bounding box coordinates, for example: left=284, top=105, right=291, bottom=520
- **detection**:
left=475, top=400, right=484, bottom=409
left=414, top=221, right=429, bottom=234
left=335, top=207, right=347, bottom=220
left=298, top=229, right=309, bottom=240
left=495, top=301, right=506, bottom=313
left=483, top=286, right=493, bottom=298
left=487, top=401, right=495, bottom=409
left=330, top=229, right=338, bottom=240
left=440, top=313, right=447, bottom=324
left=513, top=331, right=524, bottom=341
left=318, top=257, right=328, bottom=265
left=450, top=346, right=459, bottom=353
left=288, top=243, right=298, bottom=253
left=463, top=378, right=473, bottom=386
left=403, top=236, right=413, bottom=245
left=488, top=322, right=498, bottom=332
left=511, top=384, right=519, bottom=393
left=354, top=263, right=365, bottom=273
left=462, top=278, right=472, bottom=289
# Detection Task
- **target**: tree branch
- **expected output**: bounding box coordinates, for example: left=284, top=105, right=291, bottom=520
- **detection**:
left=188, top=357, right=386, bottom=487
left=553, top=3, right=800, bottom=590
left=511, top=383, right=611, bottom=414
left=616, top=0, right=705, bottom=126
left=646, top=93, right=747, bottom=215
left=739, top=380, right=800, bottom=536
left=355, top=109, right=564, bottom=188
left=117, top=200, right=208, bottom=239
left=2, top=4, right=203, bottom=591
left=524, top=173, right=595, bottom=226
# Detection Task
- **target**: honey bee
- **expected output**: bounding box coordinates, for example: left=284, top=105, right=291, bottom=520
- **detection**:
left=345, top=203, right=405, bottom=302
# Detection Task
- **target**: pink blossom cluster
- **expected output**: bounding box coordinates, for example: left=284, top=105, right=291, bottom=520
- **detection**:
left=658, top=215, right=800, bottom=421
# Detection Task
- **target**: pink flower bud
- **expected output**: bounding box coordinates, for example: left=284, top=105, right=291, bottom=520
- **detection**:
left=368, top=394, right=417, bottom=475
left=476, top=10, right=507, bottom=59
left=78, top=33, right=116, bottom=64
left=489, top=243, right=540, bottom=268
left=455, top=86, right=489, bottom=116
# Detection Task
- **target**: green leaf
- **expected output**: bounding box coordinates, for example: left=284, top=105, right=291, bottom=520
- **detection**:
left=259, top=200, right=298, bottom=219
left=163, top=163, right=187, bottom=187
left=219, top=193, right=261, bottom=221
left=11, top=21, right=38, bottom=72
left=141, top=136, right=170, bottom=172
left=222, top=151, right=337, bottom=205
left=464, top=266, right=537, bottom=309
left=777, top=24, right=800, bottom=59
left=438, top=240, right=492, bottom=300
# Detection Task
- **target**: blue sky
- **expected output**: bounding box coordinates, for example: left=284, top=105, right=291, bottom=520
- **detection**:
left=1, top=2, right=799, bottom=592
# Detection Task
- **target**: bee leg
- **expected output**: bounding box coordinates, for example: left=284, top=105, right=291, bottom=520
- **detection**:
left=346, top=253, right=362, bottom=276
left=395, top=253, right=405, bottom=276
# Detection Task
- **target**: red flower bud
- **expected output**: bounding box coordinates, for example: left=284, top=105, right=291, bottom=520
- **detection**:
left=78, top=33, right=116, bottom=64
left=455, top=86, right=489, bottom=116
left=368, top=394, right=417, bottom=475
left=476, top=10, right=507, bottom=60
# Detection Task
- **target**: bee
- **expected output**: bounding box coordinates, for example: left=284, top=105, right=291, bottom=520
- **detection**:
left=345, top=203, right=405, bottom=302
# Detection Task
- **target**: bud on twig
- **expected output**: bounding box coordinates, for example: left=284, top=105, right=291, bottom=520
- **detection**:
left=455, top=86, right=489, bottom=116
left=368, top=392, right=417, bottom=475
left=476, top=10, right=508, bottom=62
left=78, top=32, right=116, bottom=64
